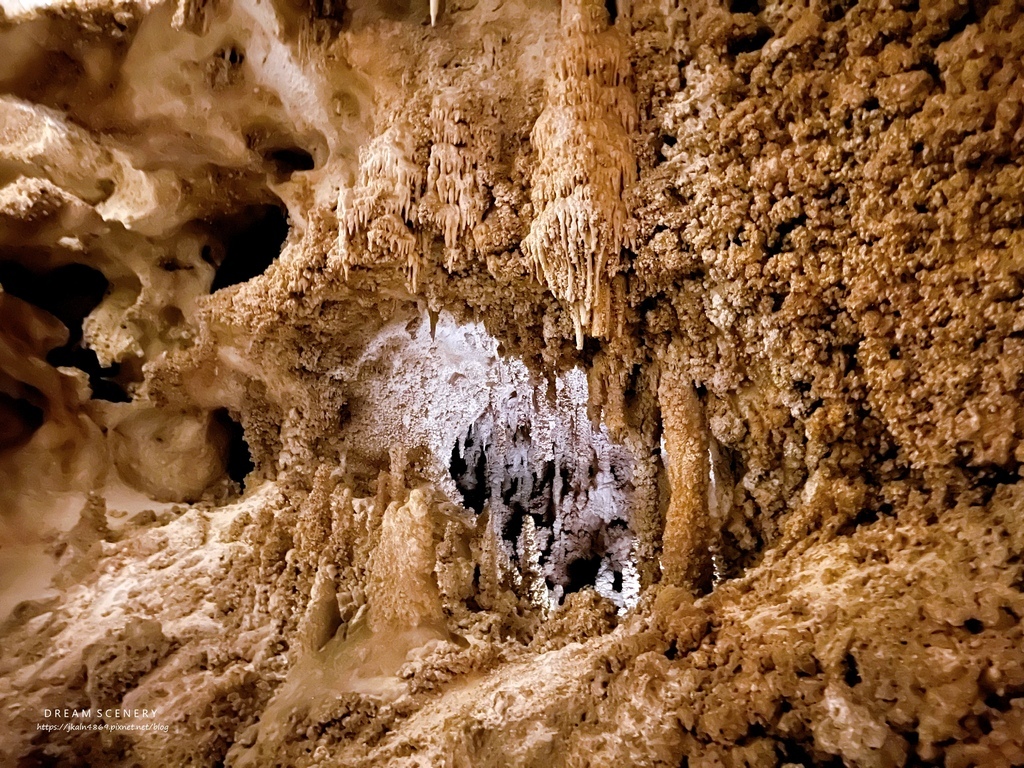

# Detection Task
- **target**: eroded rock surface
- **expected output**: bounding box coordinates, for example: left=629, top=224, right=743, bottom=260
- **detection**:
left=1, top=0, right=1023, bottom=765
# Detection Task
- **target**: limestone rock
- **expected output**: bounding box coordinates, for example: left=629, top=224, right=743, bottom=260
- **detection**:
left=1, top=0, right=1023, bottom=765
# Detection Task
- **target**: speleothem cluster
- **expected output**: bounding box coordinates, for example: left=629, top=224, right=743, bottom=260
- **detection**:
left=1, top=0, right=1023, bottom=765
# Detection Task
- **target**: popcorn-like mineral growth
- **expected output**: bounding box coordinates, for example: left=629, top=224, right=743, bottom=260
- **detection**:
left=1, top=0, right=1023, bottom=765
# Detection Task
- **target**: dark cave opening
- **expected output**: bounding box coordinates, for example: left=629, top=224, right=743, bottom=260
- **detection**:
left=215, top=409, right=255, bottom=490
left=604, top=0, right=617, bottom=24
left=564, top=555, right=602, bottom=595
left=728, top=0, right=762, bottom=14
left=0, top=392, right=44, bottom=450
left=0, top=260, right=129, bottom=402
left=842, top=652, right=862, bottom=687
left=728, top=25, right=773, bottom=55
left=502, top=506, right=525, bottom=547
left=822, top=0, right=858, bottom=22
left=265, top=146, right=316, bottom=176
left=447, top=385, right=635, bottom=607
left=937, top=0, right=993, bottom=44
left=47, top=347, right=130, bottom=403
left=0, top=261, right=107, bottom=339
left=776, top=741, right=844, bottom=768
left=449, top=424, right=488, bottom=515
left=208, top=205, right=290, bottom=292
left=310, top=0, right=348, bottom=23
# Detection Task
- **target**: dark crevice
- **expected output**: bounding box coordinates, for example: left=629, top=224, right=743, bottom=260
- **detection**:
left=208, top=205, right=290, bottom=292
left=309, top=0, right=347, bottom=23
left=448, top=396, right=633, bottom=603
left=776, top=739, right=844, bottom=767
left=843, top=652, right=862, bottom=686
left=604, top=0, right=617, bottom=24
left=564, top=555, right=602, bottom=595
left=0, top=261, right=128, bottom=402
left=265, top=146, right=316, bottom=176
left=937, top=0, right=992, bottom=44
left=215, top=409, right=255, bottom=490
left=985, top=692, right=1016, bottom=712
left=502, top=510, right=525, bottom=550
left=822, top=0, right=858, bottom=22
left=0, top=261, right=108, bottom=339
left=532, top=461, right=556, bottom=527
left=963, top=618, right=984, bottom=635
left=841, top=343, right=859, bottom=375
left=728, top=25, right=773, bottom=56
left=501, top=474, right=520, bottom=507
left=769, top=214, right=807, bottom=250
left=449, top=424, right=488, bottom=515
left=728, top=0, right=761, bottom=13
left=837, top=505, right=881, bottom=537
left=965, top=463, right=1021, bottom=505
left=46, top=347, right=129, bottom=402
left=0, top=393, right=45, bottom=450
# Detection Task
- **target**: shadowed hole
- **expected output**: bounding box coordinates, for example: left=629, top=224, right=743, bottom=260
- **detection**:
left=0, top=393, right=44, bottom=449
left=0, top=261, right=108, bottom=339
left=0, top=261, right=127, bottom=401
left=823, top=0, right=858, bottom=21
left=728, top=25, right=773, bottom=55
left=450, top=425, right=488, bottom=515
left=937, top=0, right=993, bottom=44
left=46, top=347, right=129, bottom=403
left=564, top=555, right=602, bottom=595
left=265, top=146, right=316, bottom=176
left=208, top=205, right=289, bottom=292
left=729, top=0, right=761, bottom=13
left=843, top=652, right=862, bottom=686
left=215, top=409, right=254, bottom=490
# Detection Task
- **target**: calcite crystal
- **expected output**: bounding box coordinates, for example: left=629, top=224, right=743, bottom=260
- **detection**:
left=1, top=0, right=1023, bottom=765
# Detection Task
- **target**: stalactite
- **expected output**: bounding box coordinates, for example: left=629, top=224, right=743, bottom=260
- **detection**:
left=336, top=125, right=424, bottom=286
left=521, top=0, right=636, bottom=348
left=447, top=364, right=637, bottom=608
left=420, top=94, right=501, bottom=269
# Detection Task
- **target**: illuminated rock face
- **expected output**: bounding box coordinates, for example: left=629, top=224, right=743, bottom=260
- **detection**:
left=2, top=0, right=1024, bottom=766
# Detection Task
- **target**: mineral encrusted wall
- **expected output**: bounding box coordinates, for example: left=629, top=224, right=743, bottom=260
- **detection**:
left=1, top=0, right=1023, bottom=765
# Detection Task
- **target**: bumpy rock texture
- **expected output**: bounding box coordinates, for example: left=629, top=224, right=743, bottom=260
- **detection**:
left=1, top=0, right=1023, bottom=765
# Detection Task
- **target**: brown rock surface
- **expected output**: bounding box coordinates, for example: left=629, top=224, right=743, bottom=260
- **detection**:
left=1, top=0, right=1023, bottom=765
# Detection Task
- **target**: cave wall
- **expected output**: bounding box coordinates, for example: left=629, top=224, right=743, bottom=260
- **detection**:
left=1, top=0, right=1023, bottom=765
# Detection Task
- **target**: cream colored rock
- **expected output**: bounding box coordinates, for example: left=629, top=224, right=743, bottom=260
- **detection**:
left=110, top=407, right=229, bottom=502
left=1, top=0, right=1023, bottom=765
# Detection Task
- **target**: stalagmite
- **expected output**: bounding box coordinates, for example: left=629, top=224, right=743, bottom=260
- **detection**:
left=657, top=342, right=712, bottom=592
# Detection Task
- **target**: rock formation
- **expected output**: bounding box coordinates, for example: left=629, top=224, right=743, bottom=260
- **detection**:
left=1, top=0, right=1023, bottom=765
